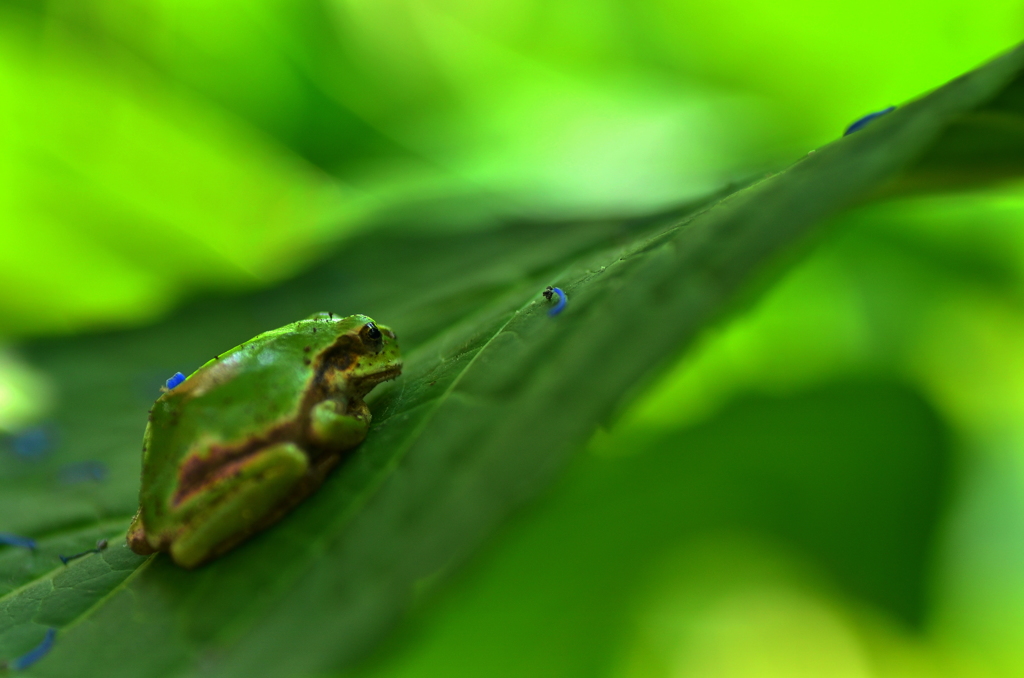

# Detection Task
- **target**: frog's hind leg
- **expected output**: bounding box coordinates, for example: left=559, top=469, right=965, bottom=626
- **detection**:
left=170, top=442, right=309, bottom=568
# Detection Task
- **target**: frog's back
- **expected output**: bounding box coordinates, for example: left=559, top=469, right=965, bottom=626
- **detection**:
left=139, top=321, right=334, bottom=529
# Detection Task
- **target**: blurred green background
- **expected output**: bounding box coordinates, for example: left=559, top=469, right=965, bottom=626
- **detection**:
left=2, top=1, right=1024, bottom=676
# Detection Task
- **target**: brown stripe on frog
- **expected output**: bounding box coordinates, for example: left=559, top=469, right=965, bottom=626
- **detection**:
left=172, top=423, right=298, bottom=508
left=171, top=333, right=362, bottom=507
left=170, top=445, right=347, bottom=563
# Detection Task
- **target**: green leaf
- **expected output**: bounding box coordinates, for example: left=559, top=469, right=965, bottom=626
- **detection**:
left=0, top=524, right=148, bottom=653
left=2, top=43, right=1023, bottom=677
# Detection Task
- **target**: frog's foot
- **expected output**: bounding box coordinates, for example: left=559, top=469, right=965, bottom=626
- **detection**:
left=309, top=399, right=371, bottom=450
left=127, top=509, right=157, bottom=555
left=170, top=441, right=309, bottom=568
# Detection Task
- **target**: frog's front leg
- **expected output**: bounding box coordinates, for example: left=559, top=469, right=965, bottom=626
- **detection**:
left=309, top=399, right=371, bottom=449
left=170, top=442, right=309, bottom=568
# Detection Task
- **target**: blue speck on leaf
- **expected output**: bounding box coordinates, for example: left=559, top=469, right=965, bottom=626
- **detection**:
left=166, top=372, right=186, bottom=390
left=3, top=628, right=56, bottom=671
left=11, top=426, right=53, bottom=459
left=0, top=533, right=37, bottom=550
left=58, top=461, right=108, bottom=484
left=844, top=106, right=896, bottom=135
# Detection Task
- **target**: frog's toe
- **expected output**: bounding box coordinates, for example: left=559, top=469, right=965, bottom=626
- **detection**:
left=127, top=509, right=157, bottom=555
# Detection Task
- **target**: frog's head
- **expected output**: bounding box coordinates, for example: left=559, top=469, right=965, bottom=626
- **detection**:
left=319, top=314, right=402, bottom=395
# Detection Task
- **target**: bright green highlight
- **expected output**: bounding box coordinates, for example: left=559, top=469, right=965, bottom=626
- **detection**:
left=1, top=0, right=1021, bottom=339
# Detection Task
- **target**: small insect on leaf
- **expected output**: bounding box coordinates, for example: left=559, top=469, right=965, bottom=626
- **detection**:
left=543, top=286, right=567, bottom=317
left=844, top=106, right=896, bottom=135
left=1, top=628, right=57, bottom=672
left=0, top=533, right=36, bottom=550
left=165, top=372, right=186, bottom=390
left=59, top=538, right=108, bottom=565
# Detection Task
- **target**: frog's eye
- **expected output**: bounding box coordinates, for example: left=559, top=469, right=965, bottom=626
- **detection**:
left=360, top=322, right=384, bottom=352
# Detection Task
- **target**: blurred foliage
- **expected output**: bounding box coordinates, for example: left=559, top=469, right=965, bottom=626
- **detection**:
left=0, top=0, right=1021, bottom=338
left=2, top=1, right=1024, bottom=677
left=349, top=380, right=950, bottom=678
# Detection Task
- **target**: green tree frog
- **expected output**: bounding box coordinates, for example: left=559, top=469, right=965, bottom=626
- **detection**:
left=127, top=313, right=402, bottom=568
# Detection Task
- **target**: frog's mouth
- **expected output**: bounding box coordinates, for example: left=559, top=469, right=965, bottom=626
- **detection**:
left=360, top=365, right=403, bottom=388
left=349, top=365, right=402, bottom=396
